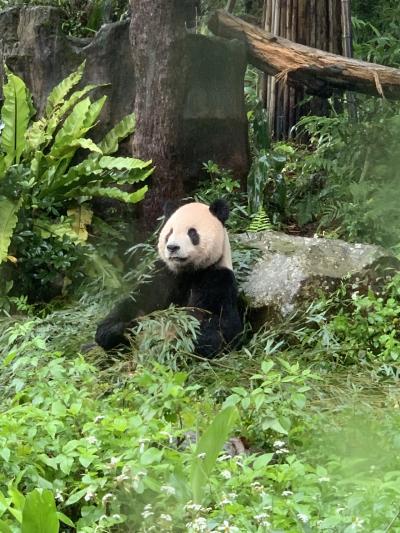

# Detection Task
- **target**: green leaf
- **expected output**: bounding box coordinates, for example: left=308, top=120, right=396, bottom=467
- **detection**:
left=191, top=406, right=238, bottom=503
left=99, top=155, right=151, bottom=171
left=97, top=113, right=136, bottom=155
left=57, top=512, right=74, bottom=528
left=45, top=61, right=85, bottom=117
left=0, top=520, right=12, bottom=533
left=83, top=96, right=107, bottom=129
left=0, top=198, right=21, bottom=264
left=1, top=69, right=31, bottom=166
left=65, top=488, right=87, bottom=506
left=253, top=453, right=274, bottom=470
left=262, top=417, right=288, bottom=435
left=50, top=97, right=92, bottom=155
left=72, top=185, right=148, bottom=204
left=21, top=489, right=59, bottom=533
left=0, top=449, right=10, bottom=462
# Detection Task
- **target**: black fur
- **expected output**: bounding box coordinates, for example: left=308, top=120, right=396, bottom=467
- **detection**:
left=188, top=227, right=200, bottom=245
left=95, top=262, right=243, bottom=358
left=209, top=199, right=229, bottom=225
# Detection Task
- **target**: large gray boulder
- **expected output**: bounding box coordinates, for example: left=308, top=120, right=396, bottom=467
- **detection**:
left=238, top=231, right=400, bottom=327
left=0, top=6, right=249, bottom=178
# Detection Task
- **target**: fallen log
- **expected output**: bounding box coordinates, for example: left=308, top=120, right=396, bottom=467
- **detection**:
left=208, top=9, right=400, bottom=99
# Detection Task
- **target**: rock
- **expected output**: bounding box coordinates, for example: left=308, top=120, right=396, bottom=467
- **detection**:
left=0, top=6, right=249, bottom=178
left=238, top=231, right=400, bottom=328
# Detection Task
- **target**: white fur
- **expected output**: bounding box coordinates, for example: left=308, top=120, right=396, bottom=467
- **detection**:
left=158, top=202, right=233, bottom=272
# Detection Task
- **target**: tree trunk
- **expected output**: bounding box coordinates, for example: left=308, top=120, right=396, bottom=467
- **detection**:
left=259, top=0, right=344, bottom=139
left=130, top=0, right=196, bottom=227
left=209, top=11, right=400, bottom=99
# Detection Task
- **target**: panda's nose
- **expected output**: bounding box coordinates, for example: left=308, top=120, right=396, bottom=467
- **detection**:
left=167, top=244, right=180, bottom=253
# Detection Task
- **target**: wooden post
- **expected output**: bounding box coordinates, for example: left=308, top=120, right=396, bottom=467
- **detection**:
left=259, top=0, right=345, bottom=139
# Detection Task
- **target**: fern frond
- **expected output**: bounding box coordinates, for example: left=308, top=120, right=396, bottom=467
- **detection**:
left=248, top=206, right=273, bottom=232
left=97, top=114, right=136, bottom=155
left=44, top=61, right=85, bottom=117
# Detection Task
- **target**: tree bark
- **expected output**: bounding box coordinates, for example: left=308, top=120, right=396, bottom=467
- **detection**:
left=130, top=0, right=196, bottom=228
left=209, top=10, right=400, bottom=100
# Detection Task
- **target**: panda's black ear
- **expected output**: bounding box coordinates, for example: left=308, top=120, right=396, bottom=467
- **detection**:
left=209, top=199, right=229, bottom=225
left=163, top=200, right=179, bottom=220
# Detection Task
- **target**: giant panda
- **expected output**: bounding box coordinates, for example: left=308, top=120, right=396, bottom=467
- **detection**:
left=95, top=199, right=243, bottom=358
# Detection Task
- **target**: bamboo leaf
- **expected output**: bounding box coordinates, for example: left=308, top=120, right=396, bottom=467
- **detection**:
left=97, top=113, right=136, bottom=155
left=0, top=198, right=21, bottom=264
left=45, top=61, right=85, bottom=117
left=191, top=407, right=238, bottom=503
left=1, top=70, right=31, bottom=166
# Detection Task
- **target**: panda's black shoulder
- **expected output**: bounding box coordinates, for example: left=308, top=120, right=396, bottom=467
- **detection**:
left=193, top=266, right=237, bottom=292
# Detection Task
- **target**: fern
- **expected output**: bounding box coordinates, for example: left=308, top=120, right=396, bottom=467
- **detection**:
left=97, top=114, right=136, bottom=155
left=44, top=61, right=85, bottom=117
left=248, top=206, right=273, bottom=232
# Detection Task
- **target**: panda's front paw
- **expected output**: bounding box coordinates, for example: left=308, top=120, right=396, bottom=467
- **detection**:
left=95, top=321, right=130, bottom=350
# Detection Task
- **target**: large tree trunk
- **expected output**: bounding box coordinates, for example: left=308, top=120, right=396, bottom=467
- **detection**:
left=209, top=11, right=400, bottom=99
left=260, top=0, right=344, bottom=139
left=130, top=0, right=196, bottom=227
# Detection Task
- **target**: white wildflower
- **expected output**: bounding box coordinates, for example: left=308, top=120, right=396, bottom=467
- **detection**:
left=144, top=504, right=152, bottom=510
left=273, top=440, right=286, bottom=448
left=217, top=454, right=232, bottom=462
left=84, top=490, right=95, bottom=502
left=55, top=490, right=64, bottom=502
left=217, top=520, right=240, bottom=532
left=318, top=476, right=330, bottom=482
left=251, top=481, right=264, bottom=492
left=186, top=516, right=209, bottom=532
left=112, top=514, right=121, bottom=520
left=275, top=447, right=289, bottom=454
left=281, top=490, right=293, bottom=497
left=160, top=485, right=176, bottom=496
left=255, top=513, right=269, bottom=522
left=86, top=435, right=98, bottom=445
left=94, top=415, right=104, bottom=423
left=116, top=474, right=129, bottom=483
left=184, top=501, right=204, bottom=513
left=221, top=469, right=231, bottom=480
left=350, top=517, right=364, bottom=530
left=102, top=493, right=113, bottom=505
left=219, top=497, right=233, bottom=506
left=109, top=456, right=119, bottom=467
left=142, top=510, right=154, bottom=519
left=228, top=492, right=237, bottom=500
left=161, top=514, right=172, bottom=522
left=139, top=438, right=150, bottom=453
left=297, top=513, right=309, bottom=523
left=197, top=452, right=206, bottom=460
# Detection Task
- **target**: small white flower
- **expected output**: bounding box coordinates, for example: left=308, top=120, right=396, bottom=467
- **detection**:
left=217, top=454, right=232, bottom=462
left=109, top=456, right=119, bottom=466
left=102, top=493, right=113, bottom=504
left=184, top=501, right=204, bottom=513
left=142, top=510, right=154, bottom=519
left=336, top=507, right=345, bottom=514
left=275, top=447, right=289, bottom=454
left=350, top=517, right=364, bottom=530
left=115, top=474, right=129, bottom=483
left=160, top=513, right=172, bottom=522
left=318, top=476, right=330, bottom=482
left=86, top=435, right=98, bottom=445
left=297, top=513, right=309, bottom=523
left=186, top=516, right=209, bottom=532
left=84, top=490, right=95, bottom=502
left=55, top=490, right=64, bottom=502
left=273, top=440, right=286, bottom=448
left=219, top=497, right=233, bottom=506
left=255, top=513, right=269, bottom=522
left=112, top=514, right=121, bottom=520
left=281, top=490, right=293, bottom=497
left=144, top=504, right=153, bottom=510
left=160, top=485, right=176, bottom=496
left=221, top=469, right=231, bottom=480
left=217, top=520, right=240, bottom=532
left=197, top=452, right=206, bottom=460
left=94, top=415, right=104, bottom=423
left=251, top=481, right=264, bottom=492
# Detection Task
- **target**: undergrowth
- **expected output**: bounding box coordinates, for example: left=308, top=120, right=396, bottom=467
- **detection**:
left=1, top=268, right=400, bottom=531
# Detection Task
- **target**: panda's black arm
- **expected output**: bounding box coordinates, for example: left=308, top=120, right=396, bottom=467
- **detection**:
left=95, top=262, right=177, bottom=350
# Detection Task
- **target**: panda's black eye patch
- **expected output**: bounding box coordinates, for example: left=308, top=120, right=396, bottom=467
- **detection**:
left=165, top=228, right=173, bottom=243
left=188, top=227, right=200, bottom=245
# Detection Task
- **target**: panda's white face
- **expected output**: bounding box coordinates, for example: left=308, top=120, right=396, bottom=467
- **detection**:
left=158, top=202, right=228, bottom=273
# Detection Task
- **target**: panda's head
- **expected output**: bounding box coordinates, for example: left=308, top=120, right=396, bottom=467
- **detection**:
left=158, top=199, right=232, bottom=273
